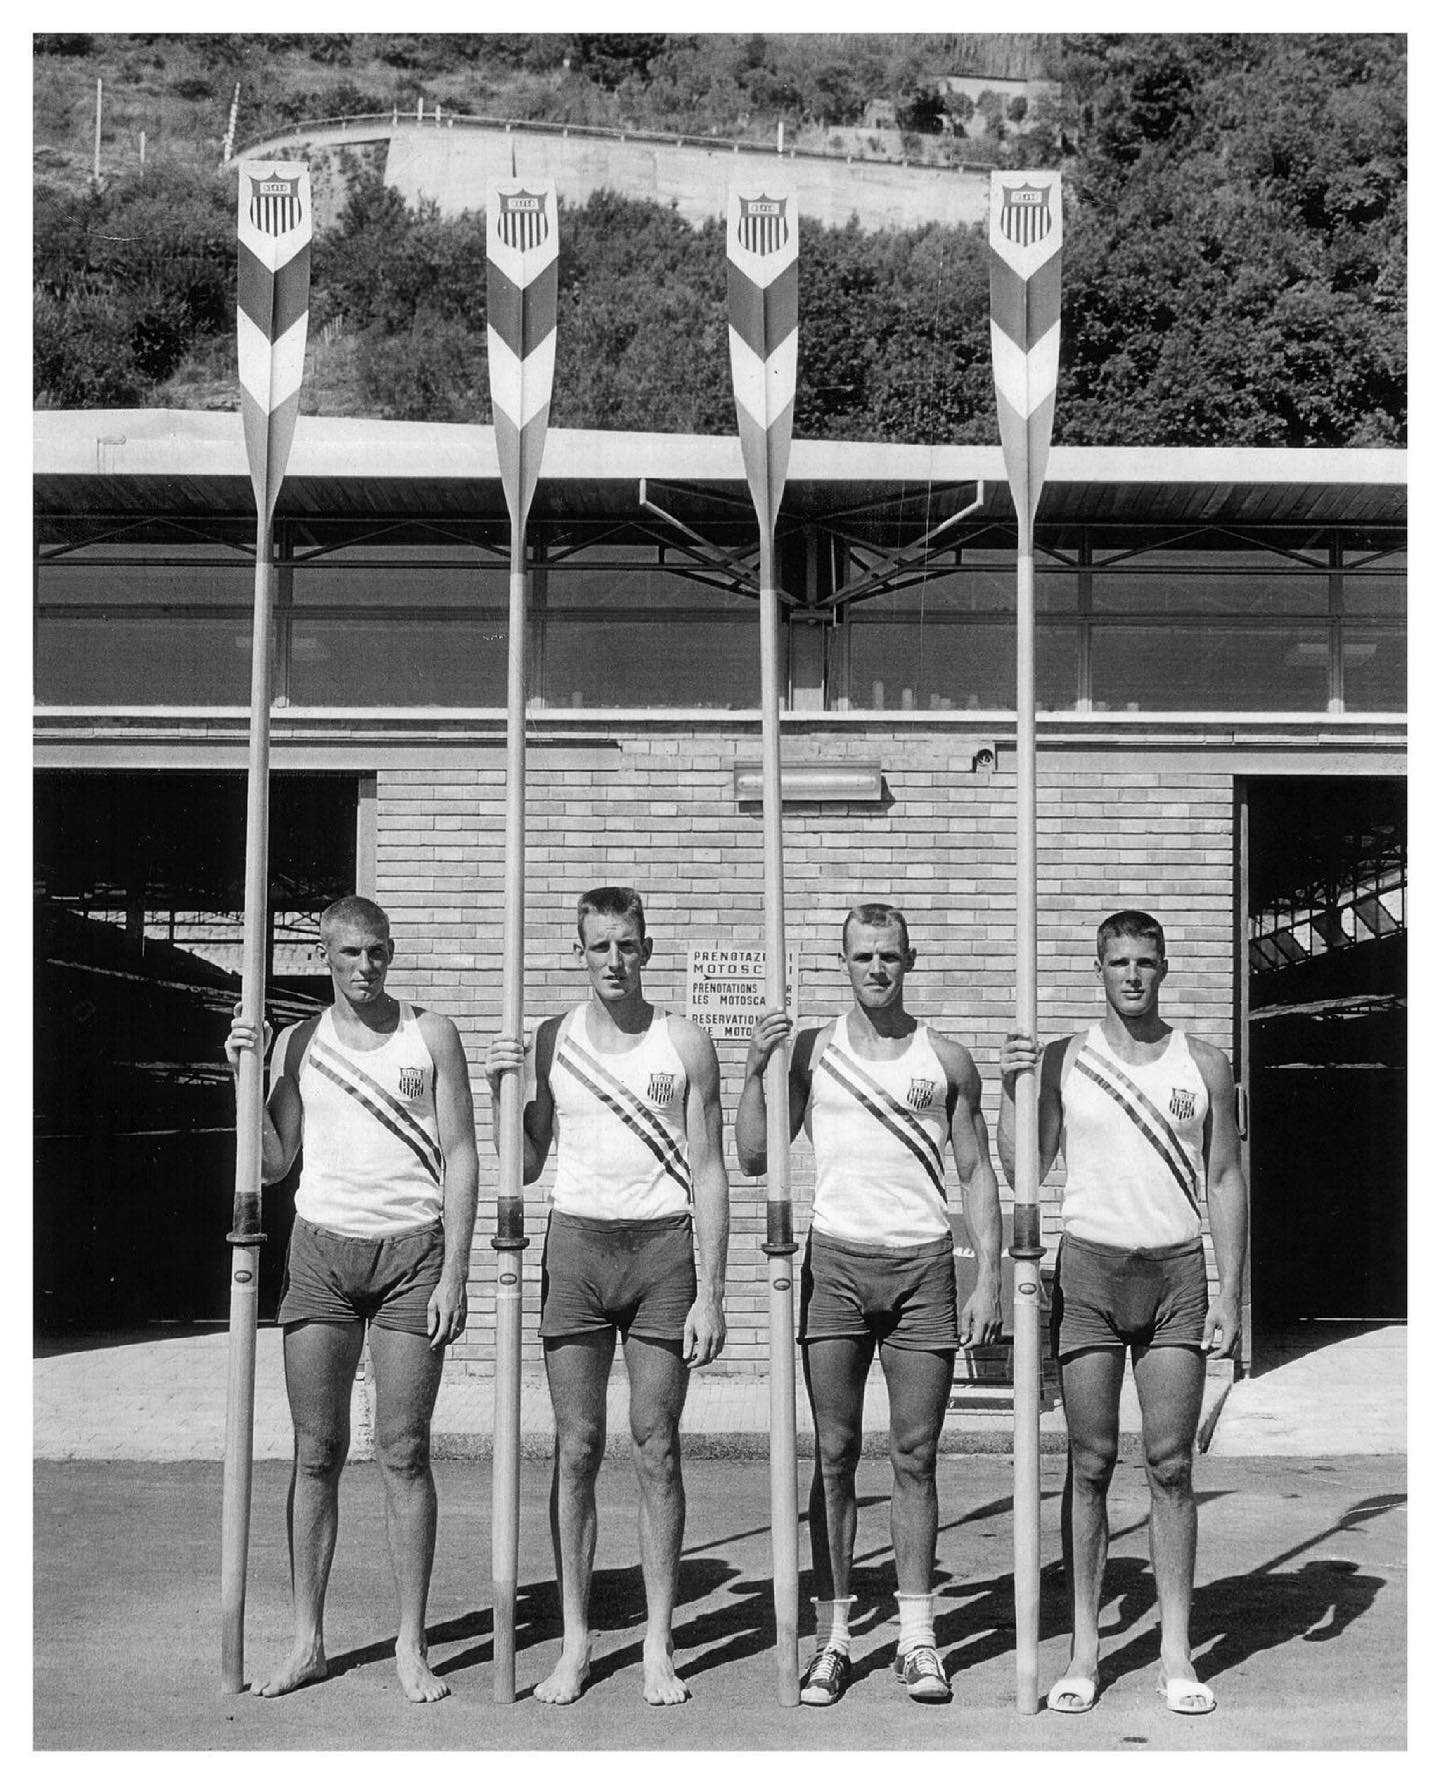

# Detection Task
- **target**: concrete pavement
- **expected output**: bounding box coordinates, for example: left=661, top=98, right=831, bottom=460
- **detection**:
left=34, top=1454, right=1406, bottom=1750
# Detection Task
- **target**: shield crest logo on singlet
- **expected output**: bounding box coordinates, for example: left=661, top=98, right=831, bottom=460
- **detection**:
left=907, top=1078, right=937, bottom=1110
left=647, top=1071, right=677, bottom=1106
left=398, top=1067, right=425, bottom=1101
left=1170, top=1088, right=1197, bottom=1122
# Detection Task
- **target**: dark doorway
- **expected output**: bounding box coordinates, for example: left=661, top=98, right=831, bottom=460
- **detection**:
left=34, top=771, right=358, bottom=1334
left=1244, top=777, right=1405, bottom=1334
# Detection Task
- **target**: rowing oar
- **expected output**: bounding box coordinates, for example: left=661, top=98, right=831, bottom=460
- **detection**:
left=221, top=159, right=311, bottom=1695
left=485, top=174, right=559, bottom=1705
left=727, top=181, right=801, bottom=1707
left=988, top=167, right=1063, bottom=1716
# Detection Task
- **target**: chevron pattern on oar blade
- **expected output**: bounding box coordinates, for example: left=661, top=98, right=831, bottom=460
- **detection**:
left=487, top=179, right=559, bottom=531
left=988, top=170, right=1063, bottom=535
left=727, top=185, right=799, bottom=534
left=237, top=161, right=311, bottom=520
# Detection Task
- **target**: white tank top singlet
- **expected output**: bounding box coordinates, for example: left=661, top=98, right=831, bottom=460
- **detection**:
left=291, top=1002, right=444, bottom=1237
left=549, top=1004, right=692, bottom=1220
left=806, top=1013, right=952, bottom=1248
left=1060, top=1024, right=1208, bottom=1250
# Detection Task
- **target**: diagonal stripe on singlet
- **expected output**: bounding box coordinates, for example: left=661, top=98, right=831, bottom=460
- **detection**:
left=555, top=1044, right=692, bottom=1196
left=817, top=1051, right=947, bottom=1199
left=1074, top=1051, right=1200, bottom=1217
left=308, top=1052, right=443, bottom=1186
left=311, top=1037, right=443, bottom=1174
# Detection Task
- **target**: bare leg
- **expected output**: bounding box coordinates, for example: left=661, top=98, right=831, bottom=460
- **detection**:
left=624, top=1333, right=692, bottom=1705
left=367, top=1322, right=447, bottom=1703
left=1052, top=1346, right=1126, bottom=1704
left=258, top=1320, right=364, bottom=1697
left=802, top=1336, right=873, bottom=1600
left=878, top=1344, right=954, bottom=1595
left=1133, top=1342, right=1208, bottom=1699
left=537, top=1331, right=613, bottom=1704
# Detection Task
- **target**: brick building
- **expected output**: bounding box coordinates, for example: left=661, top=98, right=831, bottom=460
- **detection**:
left=34, top=411, right=1406, bottom=1378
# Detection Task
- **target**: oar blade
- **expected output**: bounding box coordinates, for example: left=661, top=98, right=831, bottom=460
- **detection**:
left=726, top=183, right=799, bottom=533
left=988, top=170, right=1063, bottom=535
left=486, top=178, right=559, bottom=531
left=236, top=161, right=312, bottom=520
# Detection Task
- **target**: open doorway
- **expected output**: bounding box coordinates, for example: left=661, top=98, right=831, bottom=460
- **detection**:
left=34, top=771, right=359, bottom=1336
left=1242, top=777, right=1405, bottom=1363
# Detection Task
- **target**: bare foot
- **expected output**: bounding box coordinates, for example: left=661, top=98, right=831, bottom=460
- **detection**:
left=256, top=1642, right=328, bottom=1697
left=535, top=1645, right=591, bottom=1705
left=397, top=1643, right=450, bottom=1704
left=642, top=1641, right=691, bottom=1706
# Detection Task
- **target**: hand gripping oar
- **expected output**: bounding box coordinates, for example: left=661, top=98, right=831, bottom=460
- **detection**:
left=221, top=160, right=311, bottom=1695
left=727, top=182, right=801, bottom=1707
left=988, top=168, right=1063, bottom=1716
left=485, top=175, right=559, bottom=1705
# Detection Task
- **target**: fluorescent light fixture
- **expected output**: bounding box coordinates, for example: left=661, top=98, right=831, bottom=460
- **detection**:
left=733, top=763, right=884, bottom=803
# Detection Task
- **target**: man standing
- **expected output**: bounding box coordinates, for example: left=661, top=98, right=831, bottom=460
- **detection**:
left=736, top=902, right=1003, bottom=1707
left=484, top=886, right=729, bottom=1707
left=225, top=895, right=478, bottom=1703
left=999, top=909, right=1248, bottom=1716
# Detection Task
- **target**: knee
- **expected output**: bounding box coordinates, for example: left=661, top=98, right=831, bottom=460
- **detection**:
left=816, top=1424, right=863, bottom=1483
left=292, top=1422, right=348, bottom=1480
left=1069, top=1436, right=1118, bottom=1493
left=376, top=1422, right=432, bottom=1482
left=629, top=1415, right=681, bottom=1485
left=555, top=1419, right=605, bottom=1482
left=1144, top=1444, right=1194, bottom=1499
left=889, top=1426, right=939, bottom=1491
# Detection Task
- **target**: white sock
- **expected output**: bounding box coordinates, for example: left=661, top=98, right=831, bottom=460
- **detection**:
left=812, top=1596, right=856, bottom=1657
left=896, top=1592, right=936, bottom=1655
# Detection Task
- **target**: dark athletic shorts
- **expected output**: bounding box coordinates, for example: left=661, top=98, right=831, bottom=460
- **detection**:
left=799, top=1229, right=959, bottom=1353
left=278, top=1215, right=445, bottom=1337
left=540, top=1210, right=696, bottom=1344
left=1050, top=1233, right=1208, bottom=1360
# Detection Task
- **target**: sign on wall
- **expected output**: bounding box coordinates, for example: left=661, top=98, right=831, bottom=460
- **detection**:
left=687, top=945, right=800, bottom=1040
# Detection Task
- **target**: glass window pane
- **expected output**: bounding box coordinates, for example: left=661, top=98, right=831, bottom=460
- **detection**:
left=543, top=619, right=759, bottom=707
left=847, top=622, right=1078, bottom=711
left=1090, top=624, right=1331, bottom=711
left=1091, top=571, right=1327, bottom=614
left=36, top=617, right=254, bottom=703
left=39, top=560, right=254, bottom=607
left=1342, top=571, right=1407, bottom=617
left=1342, top=628, right=1406, bottom=711
left=847, top=568, right=1077, bottom=616
left=289, top=620, right=507, bottom=705
left=291, top=566, right=507, bottom=608
left=545, top=564, right=754, bottom=612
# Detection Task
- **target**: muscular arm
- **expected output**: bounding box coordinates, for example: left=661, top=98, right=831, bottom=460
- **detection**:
left=936, top=1036, right=1004, bottom=1345
left=997, top=1034, right=1067, bottom=1188
left=1193, top=1039, right=1250, bottom=1358
left=486, top=1016, right=559, bottom=1184
left=420, top=1010, right=480, bottom=1349
left=674, top=1020, right=730, bottom=1367
left=260, top=1021, right=307, bottom=1184
left=734, top=1017, right=819, bottom=1177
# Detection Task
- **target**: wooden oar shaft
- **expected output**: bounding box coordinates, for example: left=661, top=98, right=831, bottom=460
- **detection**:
left=757, top=528, right=799, bottom=1707
left=1011, top=535, right=1043, bottom=1714
left=220, top=515, right=275, bottom=1694
left=492, top=520, right=529, bottom=1704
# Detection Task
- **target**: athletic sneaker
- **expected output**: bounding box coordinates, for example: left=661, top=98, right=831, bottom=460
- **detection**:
left=894, top=1644, right=953, bottom=1703
left=800, top=1646, right=852, bottom=1706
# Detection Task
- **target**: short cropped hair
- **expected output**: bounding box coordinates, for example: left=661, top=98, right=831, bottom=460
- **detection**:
left=576, top=885, right=647, bottom=941
left=841, top=901, right=911, bottom=953
left=319, top=895, right=391, bottom=941
left=1096, top=908, right=1166, bottom=959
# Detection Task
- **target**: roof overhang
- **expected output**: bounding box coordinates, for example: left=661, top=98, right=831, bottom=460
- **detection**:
left=34, top=410, right=1407, bottom=535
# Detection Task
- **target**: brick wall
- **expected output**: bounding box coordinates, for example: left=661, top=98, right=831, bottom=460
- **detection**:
left=374, top=724, right=1237, bottom=1376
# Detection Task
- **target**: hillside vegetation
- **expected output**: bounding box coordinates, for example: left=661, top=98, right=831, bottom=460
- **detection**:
left=33, top=32, right=1405, bottom=447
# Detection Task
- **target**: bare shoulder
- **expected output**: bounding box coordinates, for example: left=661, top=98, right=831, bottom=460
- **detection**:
left=277, top=1014, right=321, bottom=1076
left=1050, top=1033, right=1085, bottom=1084
left=668, top=1013, right=720, bottom=1075
left=929, top=1030, right=980, bottom=1091
left=1187, top=1033, right=1235, bottom=1088
left=415, top=1006, right=462, bottom=1049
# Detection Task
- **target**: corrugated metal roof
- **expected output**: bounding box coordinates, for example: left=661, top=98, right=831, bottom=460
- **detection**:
left=34, top=411, right=1406, bottom=534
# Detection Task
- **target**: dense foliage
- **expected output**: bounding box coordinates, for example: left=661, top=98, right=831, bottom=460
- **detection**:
left=33, top=33, right=1405, bottom=446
